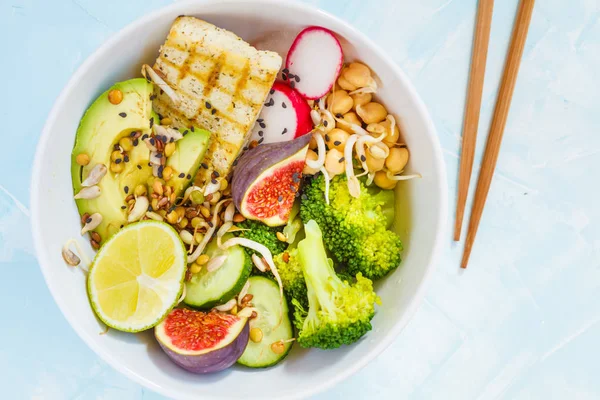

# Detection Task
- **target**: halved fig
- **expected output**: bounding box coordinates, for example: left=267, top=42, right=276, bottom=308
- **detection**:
left=155, top=308, right=249, bottom=374
left=232, top=134, right=311, bottom=226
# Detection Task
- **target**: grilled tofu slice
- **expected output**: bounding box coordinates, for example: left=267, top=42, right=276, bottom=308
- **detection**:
left=151, top=16, right=282, bottom=186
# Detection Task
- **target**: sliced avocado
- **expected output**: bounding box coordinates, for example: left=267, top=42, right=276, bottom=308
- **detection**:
left=167, top=128, right=211, bottom=194
left=72, top=78, right=154, bottom=240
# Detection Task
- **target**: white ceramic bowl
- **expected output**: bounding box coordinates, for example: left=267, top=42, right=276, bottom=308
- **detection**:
left=31, top=1, right=447, bottom=398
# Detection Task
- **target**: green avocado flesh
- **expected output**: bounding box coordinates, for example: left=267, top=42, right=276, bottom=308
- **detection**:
left=71, top=78, right=211, bottom=240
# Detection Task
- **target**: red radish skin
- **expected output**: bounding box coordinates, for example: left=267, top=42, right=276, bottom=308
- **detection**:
left=285, top=26, right=344, bottom=100
left=249, top=82, right=312, bottom=145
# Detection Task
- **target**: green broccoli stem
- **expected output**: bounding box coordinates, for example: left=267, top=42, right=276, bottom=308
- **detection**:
left=297, top=220, right=342, bottom=317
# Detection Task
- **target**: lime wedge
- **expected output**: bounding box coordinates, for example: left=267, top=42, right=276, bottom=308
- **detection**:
left=87, top=221, right=187, bottom=332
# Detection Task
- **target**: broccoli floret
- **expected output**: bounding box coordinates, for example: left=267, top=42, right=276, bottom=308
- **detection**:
left=236, top=220, right=287, bottom=258
left=292, top=220, right=379, bottom=349
left=300, top=174, right=403, bottom=280
left=273, top=248, right=308, bottom=309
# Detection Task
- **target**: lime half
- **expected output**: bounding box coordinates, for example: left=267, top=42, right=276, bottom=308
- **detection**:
left=87, top=221, right=187, bottom=332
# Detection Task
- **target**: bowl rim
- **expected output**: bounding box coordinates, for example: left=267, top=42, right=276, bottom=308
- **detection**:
left=30, top=0, right=448, bottom=398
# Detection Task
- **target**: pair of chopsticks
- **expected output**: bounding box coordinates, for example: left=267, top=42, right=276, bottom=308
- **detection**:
left=454, top=0, right=535, bottom=268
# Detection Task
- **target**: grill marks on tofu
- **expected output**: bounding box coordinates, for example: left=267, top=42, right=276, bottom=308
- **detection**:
left=152, top=17, right=282, bottom=186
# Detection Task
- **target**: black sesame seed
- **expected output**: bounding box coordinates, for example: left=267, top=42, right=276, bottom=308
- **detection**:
left=133, top=139, right=139, bottom=146
left=121, top=205, right=126, bottom=210
left=258, top=137, right=264, bottom=144
left=258, top=130, right=264, bottom=137
left=360, top=155, right=367, bottom=162
left=259, top=122, right=266, bottom=128
left=290, top=81, right=295, bottom=88
left=335, top=113, right=343, bottom=118
left=282, top=102, right=287, bottom=109
left=208, top=221, right=214, bottom=228
left=149, top=138, right=155, bottom=145
left=270, top=89, right=274, bottom=95
left=339, top=157, right=345, bottom=162
left=191, top=126, right=195, bottom=132
left=205, top=101, right=212, bottom=109
left=183, top=130, right=189, bottom=136
left=130, top=131, right=137, bottom=137
left=211, top=178, right=217, bottom=184
left=214, top=171, right=220, bottom=177
left=257, top=119, right=264, bottom=123
left=137, top=164, right=142, bottom=170
left=115, top=159, right=122, bottom=164
left=124, top=155, right=129, bottom=163
left=148, top=162, right=153, bottom=167
left=173, top=127, right=179, bottom=130
left=124, top=186, right=129, bottom=194
left=294, top=75, right=300, bottom=82
left=179, top=173, right=185, bottom=178
left=323, top=120, right=328, bottom=127
left=212, top=108, right=217, bottom=115
left=334, top=140, right=341, bottom=146
left=187, top=174, right=192, bottom=179
left=119, top=112, right=127, bottom=118
left=142, top=134, right=149, bottom=140
left=86, top=217, right=92, bottom=224
left=113, top=144, right=120, bottom=150
left=278, top=195, right=283, bottom=202
left=325, top=134, right=330, bottom=142
left=120, top=224, right=124, bottom=228
left=282, top=128, right=288, bottom=135
left=282, top=73, right=288, bottom=81
left=156, top=153, right=163, bottom=159
left=160, top=89, right=164, bottom=95
left=149, top=94, right=156, bottom=101
left=170, top=137, right=174, bottom=143
left=282, top=68, right=289, bottom=74
left=201, top=163, right=208, bottom=169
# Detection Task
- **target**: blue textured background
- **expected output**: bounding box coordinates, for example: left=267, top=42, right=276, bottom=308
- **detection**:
left=2, top=0, right=599, bottom=398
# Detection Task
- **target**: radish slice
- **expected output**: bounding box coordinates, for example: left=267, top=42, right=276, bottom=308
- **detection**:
left=249, top=81, right=313, bottom=145
left=285, top=26, right=343, bottom=100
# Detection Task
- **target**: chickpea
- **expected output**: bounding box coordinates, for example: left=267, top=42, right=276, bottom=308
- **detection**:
left=326, top=90, right=353, bottom=115
left=366, top=123, right=386, bottom=136
left=110, top=162, right=124, bottom=173
left=379, top=117, right=400, bottom=145
left=324, top=149, right=345, bottom=177
left=119, top=137, right=133, bottom=152
left=309, top=134, right=318, bottom=150
left=338, top=112, right=362, bottom=133
left=365, top=148, right=385, bottom=172
left=325, top=128, right=350, bottom=152
left=374, top=170, right=397, bottom=190
left=386, top=147, right=409, bottom=174
left=337, top=73, right=358, bottom=91
left=357, top=102, right=387, bottom=124
left=162, top=166, right=174, bottom=181
left=321, top=111, right=335, bottom=133
left=351, top=92, right=372, bottom=111
left=164, top=142, right=176, bottom=157
left=303, top=149, right=320, bottom=175
left=107, top=89, right=123, bottom=105
left=344, top=62, right=372, bottom=88
left=111, top=150, right=122, bottom=162
left=75, top=153, right=90, bottom=166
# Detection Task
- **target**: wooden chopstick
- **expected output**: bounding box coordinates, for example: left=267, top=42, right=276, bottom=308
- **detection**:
left=454, top=0, right=495, bottom=241
left=461, top=0, right=535, bottom=269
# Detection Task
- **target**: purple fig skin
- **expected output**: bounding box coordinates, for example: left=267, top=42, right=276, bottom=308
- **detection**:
left=159, top=322, right=250, bottom=374
left=232, top=134, right=312, bottom=213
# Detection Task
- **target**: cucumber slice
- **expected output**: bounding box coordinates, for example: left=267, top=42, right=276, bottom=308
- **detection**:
left=237, top=276, right=293, bottom=368
left=183, top=234, right=251, bottom=309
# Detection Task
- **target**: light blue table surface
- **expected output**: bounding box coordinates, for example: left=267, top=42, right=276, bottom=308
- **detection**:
left=2, top=0, right=599, bottom=398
